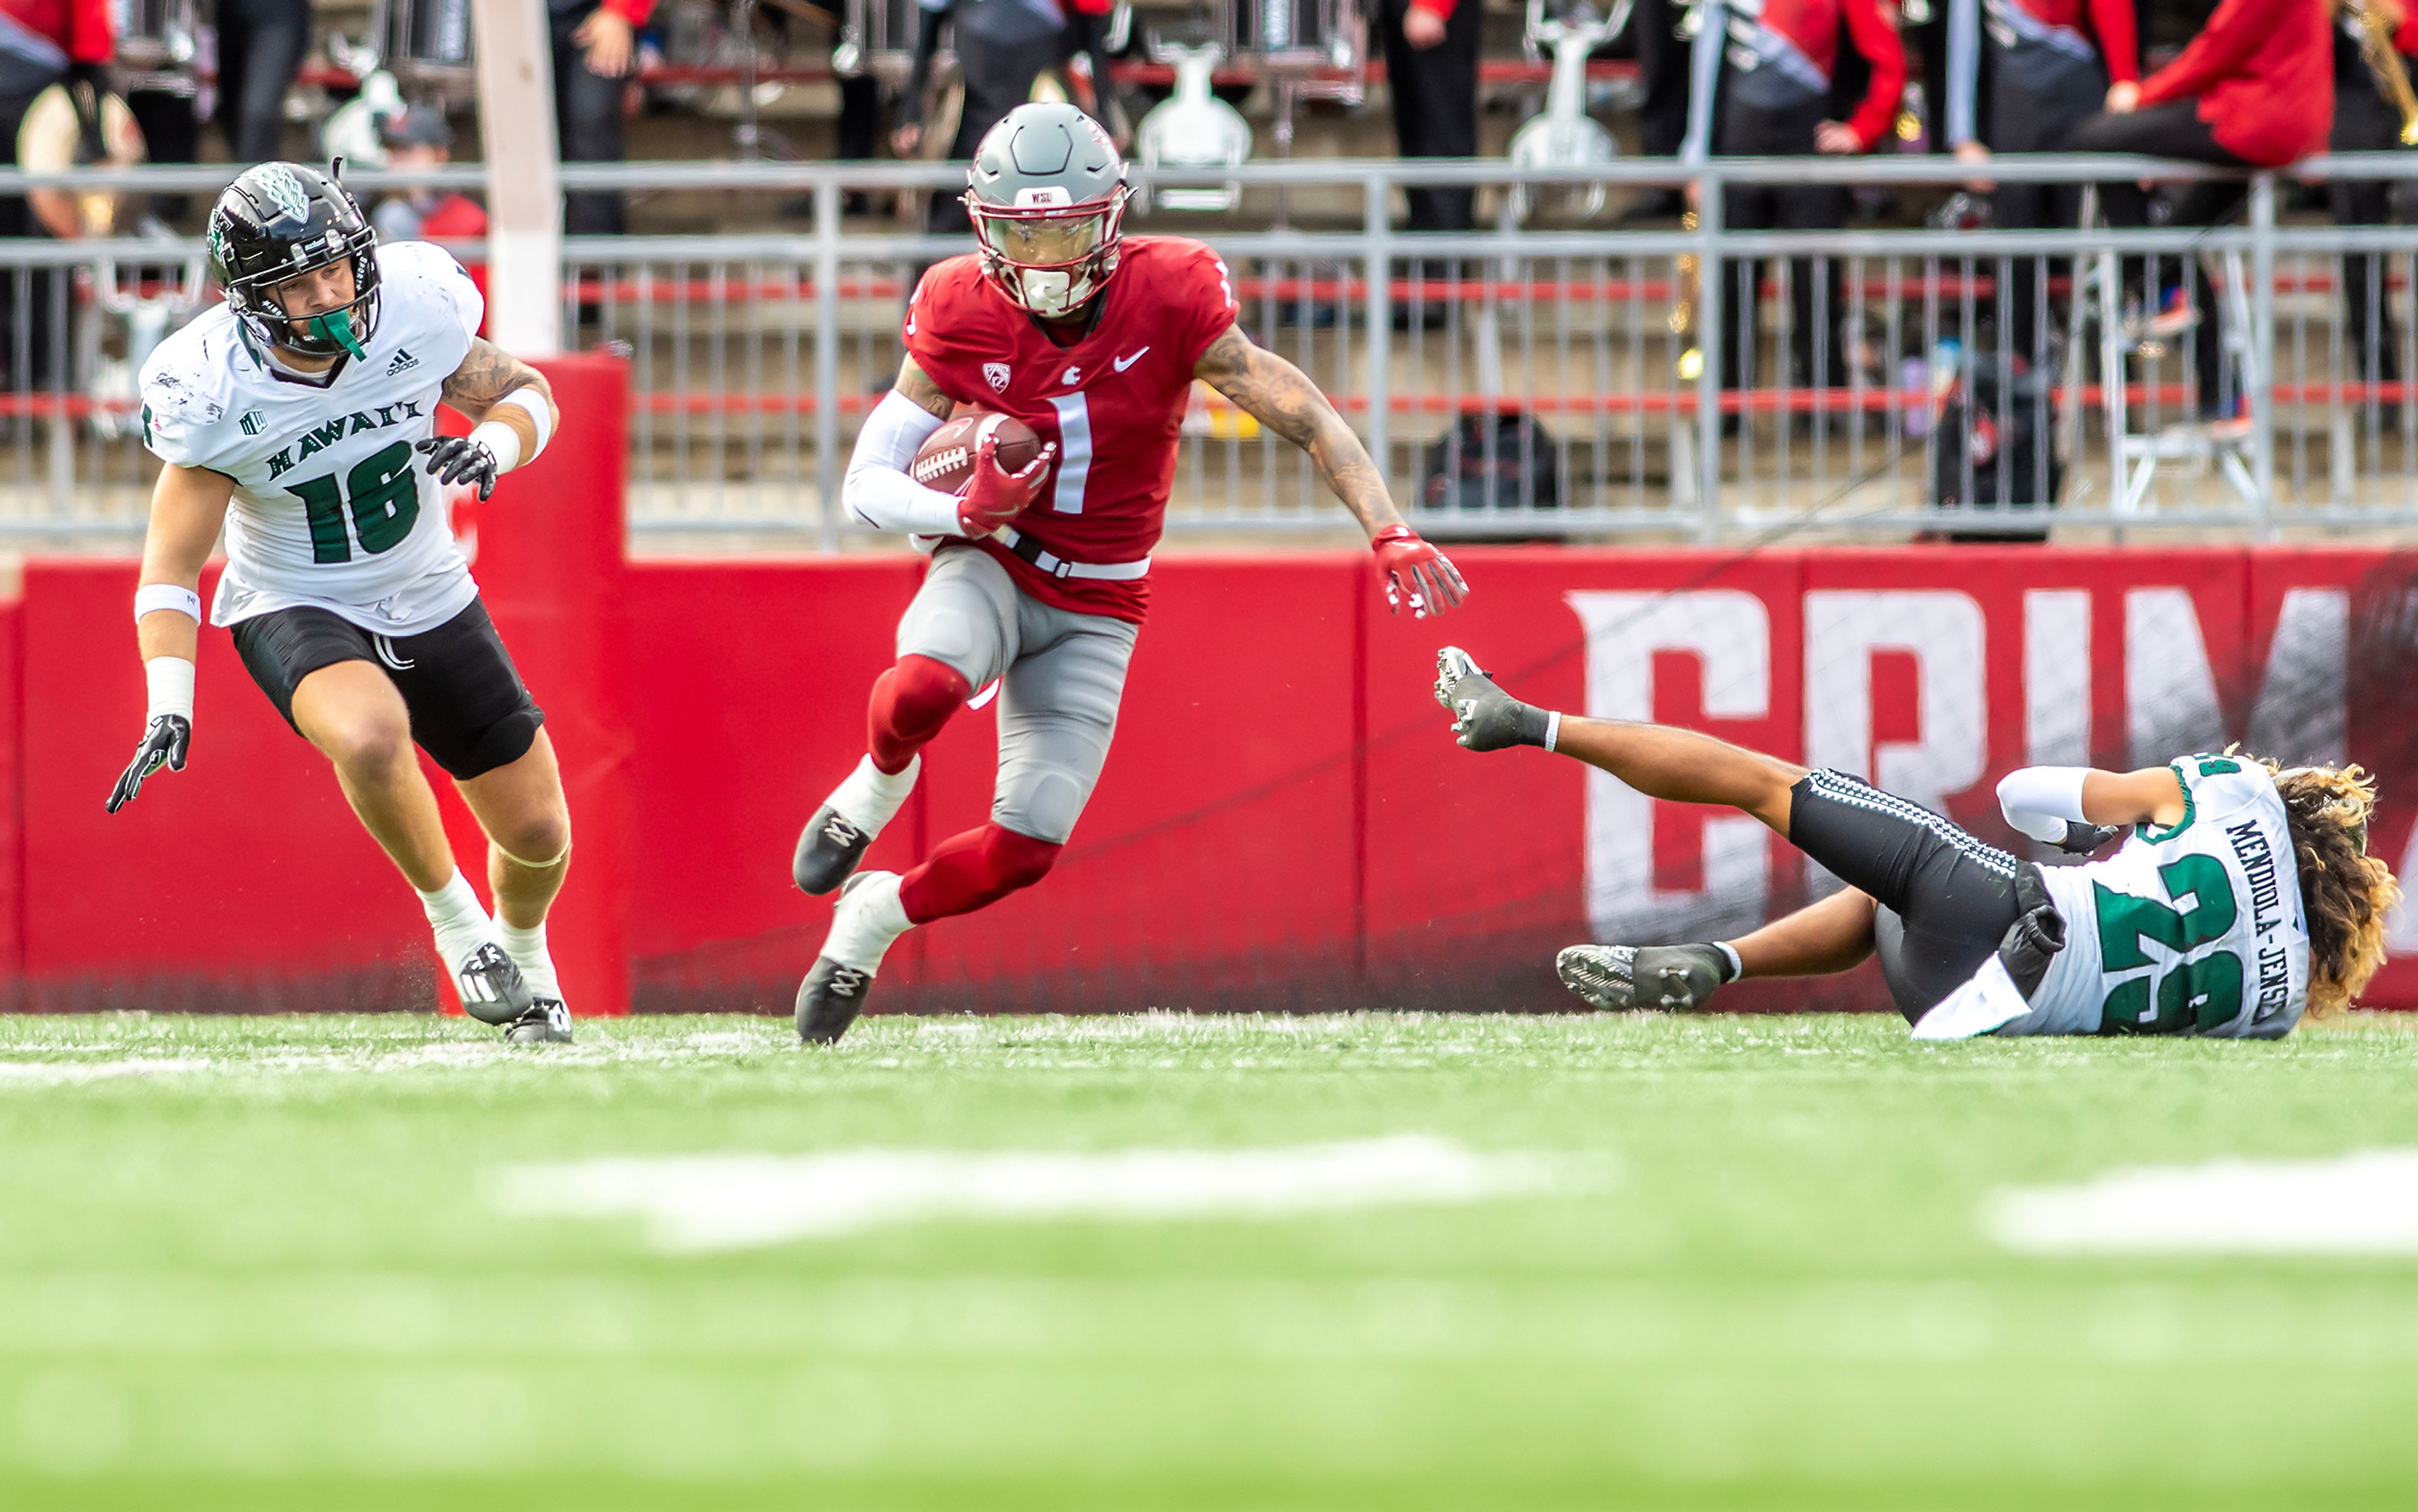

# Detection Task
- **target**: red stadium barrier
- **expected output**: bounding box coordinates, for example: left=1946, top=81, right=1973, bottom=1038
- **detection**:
left=10, top=544, right=2417, bottom=1016
left=475, top=356, right=637, bottom=1018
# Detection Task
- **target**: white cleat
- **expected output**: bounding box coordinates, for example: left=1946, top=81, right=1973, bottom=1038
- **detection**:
left=795, top=755, right=921, bottom=895
left=797, top=871, right=912, bottom=1044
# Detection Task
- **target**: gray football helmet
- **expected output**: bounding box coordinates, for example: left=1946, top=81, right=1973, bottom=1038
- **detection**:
left=962, top=101, right=1130, bottom=320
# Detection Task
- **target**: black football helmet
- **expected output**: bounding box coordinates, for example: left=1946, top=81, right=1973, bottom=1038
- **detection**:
left=207, top=161, right=381, bottom=361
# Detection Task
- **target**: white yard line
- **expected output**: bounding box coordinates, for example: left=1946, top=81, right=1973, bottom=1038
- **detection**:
left=0, top=1027, right=796, bottom=1087
left=0, top=1057, right=208, bottom=1084
left=493, top=1135, right=1581, bottom=1252
left=1987, top=1149, right=2418, bottom=1256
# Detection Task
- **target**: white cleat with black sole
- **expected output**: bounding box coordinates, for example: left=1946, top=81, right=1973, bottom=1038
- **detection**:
left=452, top=940, right=536, bottom=1026
left=797, top=870, right=912, bottom=1044
left=504, top=1000, right=574, bottom=1044
left=795, top=755, right=920, bottom=895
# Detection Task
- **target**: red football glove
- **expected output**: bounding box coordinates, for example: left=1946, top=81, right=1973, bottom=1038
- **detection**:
left=956, top=433, right=1057, bottom=537
left=1371, top=525, right=1468, bottom=618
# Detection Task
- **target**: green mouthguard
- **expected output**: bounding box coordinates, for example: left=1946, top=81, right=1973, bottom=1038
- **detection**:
left=309, top=311, right=366, bottom=360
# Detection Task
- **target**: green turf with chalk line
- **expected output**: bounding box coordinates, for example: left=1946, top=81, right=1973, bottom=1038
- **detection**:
left=3, top=1009, right=2417, bottom=1510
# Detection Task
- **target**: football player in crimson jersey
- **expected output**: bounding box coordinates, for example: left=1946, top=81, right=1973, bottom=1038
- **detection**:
left=789, top=101, right=1469, bottom=1042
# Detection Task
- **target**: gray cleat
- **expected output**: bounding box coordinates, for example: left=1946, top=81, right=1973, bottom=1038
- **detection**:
left=793, top=804, right=872, bottom=895
left=1557, top=943, right=1730, bottom=1013
left=504, top=1000, right=574, bottom=1044
left=797, top=957, right=874, bottom=1044
left=1433, top=646, right=1548, bottom=752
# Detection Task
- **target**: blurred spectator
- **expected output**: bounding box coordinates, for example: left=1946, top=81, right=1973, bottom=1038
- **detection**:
left=2328, top=1, right=2417, bottom=394
left=0, top=0, right=112, bottom=389
left=894, top=0, right=1118, bottom=239
left=1943, top=0, right=2138, bottom=367
left=552, top=0, right=654, bottom=237
left=1381, top=0, right=1480, bottom=257
left=1684, top=0, right=1906, bottom=394
left=2065, top=0, right=2333, bottom=422
left=215, top=0, right=309, bottom=164
left=372, top=106, right=486, bottom=243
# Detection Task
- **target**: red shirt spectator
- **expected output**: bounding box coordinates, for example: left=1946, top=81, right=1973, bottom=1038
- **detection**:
left=2019, top=0, right=2137, bottom=81
left=2136, top=0, right=2332, bottom=165
left=0, top=0, right=111, bottom=64
left=1737, top=0, right=1909, bottom=149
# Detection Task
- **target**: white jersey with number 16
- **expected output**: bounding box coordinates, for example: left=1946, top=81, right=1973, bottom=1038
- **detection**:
left=2011, top=756, right=2311, bottom=1039
left=137, top=240, right=482, bottom=635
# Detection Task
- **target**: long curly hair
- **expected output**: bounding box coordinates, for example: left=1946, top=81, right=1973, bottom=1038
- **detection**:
left=2259, top=758, right=2400, bottom=1015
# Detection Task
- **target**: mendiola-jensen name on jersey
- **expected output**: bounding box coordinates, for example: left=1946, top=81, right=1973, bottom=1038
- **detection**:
left=139, top=241, right=484, bottom=635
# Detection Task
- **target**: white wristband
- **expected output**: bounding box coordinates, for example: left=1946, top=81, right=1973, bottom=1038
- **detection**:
left=133, top=583, right=202, bottom=625
left=468, top=419, right=524, bottom=475
left=145, top=656, right=195, bottom=722
left=499, top=386, right=553, bottom=459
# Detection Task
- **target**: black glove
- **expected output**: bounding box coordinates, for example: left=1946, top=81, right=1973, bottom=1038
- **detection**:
left=416, top=435, right=501, bottom=501
left=106, top=715, right=191, bottom=814
left=2054, top=821, right=2124, bottom=855
left=1995, top=864, right=2067, bottom=998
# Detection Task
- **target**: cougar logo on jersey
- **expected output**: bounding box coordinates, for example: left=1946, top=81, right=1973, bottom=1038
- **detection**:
left=984, top=361, right=1011, bottom=394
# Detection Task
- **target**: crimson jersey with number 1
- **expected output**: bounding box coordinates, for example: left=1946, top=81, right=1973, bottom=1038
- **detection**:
left=904, top=236, right=1237, bottom=623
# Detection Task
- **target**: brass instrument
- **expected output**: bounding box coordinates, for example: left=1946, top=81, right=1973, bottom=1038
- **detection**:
left=2344, top=0, right=2418, bottom=147
left=1674, top=208, right=1704, bottom=380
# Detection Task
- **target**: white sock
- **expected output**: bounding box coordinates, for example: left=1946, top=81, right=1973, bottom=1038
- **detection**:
left=497, top=919, right=564, bottom=1004
left=821, top=871, right=912, bottom=974
left=1713, top=941, right=1745, bottom=982
left=829, top=754, right=921, bottom=834
left=417, top=870, right=492, bottom=966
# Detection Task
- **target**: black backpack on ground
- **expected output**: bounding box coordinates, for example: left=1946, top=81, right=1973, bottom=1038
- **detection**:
left=1420, top=411, right=1563, bottom=516
left=1930, top=351, right=2062, bottom=542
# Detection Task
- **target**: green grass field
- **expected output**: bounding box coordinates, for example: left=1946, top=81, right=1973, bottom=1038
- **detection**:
left=4, top=1009, right=2417, bottom=1511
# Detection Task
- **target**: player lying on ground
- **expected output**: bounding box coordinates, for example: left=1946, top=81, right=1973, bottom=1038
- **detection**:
left=108, top=162, right=577, bottom=1043
left=1432, top=649, right=2397, bottom=1038
left=788, top=101, right=1470, bottom=1043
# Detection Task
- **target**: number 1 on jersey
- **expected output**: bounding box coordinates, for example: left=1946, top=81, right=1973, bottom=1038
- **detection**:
left=1046, top=392, right=1091, bottom=514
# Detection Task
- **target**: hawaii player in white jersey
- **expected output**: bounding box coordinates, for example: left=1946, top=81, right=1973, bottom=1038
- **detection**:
left=106, top=162, right=577, bottom=1044
left=1430, top=649, right=2398, bottom=1038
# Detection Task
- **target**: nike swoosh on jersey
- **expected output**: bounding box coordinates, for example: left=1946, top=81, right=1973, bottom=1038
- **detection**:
left=1113, top=348, right=1150, bottom=372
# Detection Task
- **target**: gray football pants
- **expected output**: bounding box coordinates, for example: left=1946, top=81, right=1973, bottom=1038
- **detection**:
left=895, top=545, right=1139, bottom=844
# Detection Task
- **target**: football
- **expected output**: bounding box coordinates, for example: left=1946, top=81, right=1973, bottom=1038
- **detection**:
left=911, top=411, right=1043, bottom=494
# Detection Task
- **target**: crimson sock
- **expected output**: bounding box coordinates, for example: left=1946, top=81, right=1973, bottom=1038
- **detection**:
left=868, top=654, right=972, bottom=775
left=897, top=822, right=1062, bottom=924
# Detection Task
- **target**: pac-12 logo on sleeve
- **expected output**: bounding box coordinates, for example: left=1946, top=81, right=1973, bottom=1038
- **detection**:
left=984, top=362, right=1011, bottom=394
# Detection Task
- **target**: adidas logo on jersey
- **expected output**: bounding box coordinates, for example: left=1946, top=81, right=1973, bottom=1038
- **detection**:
left=384, top=348, right=420, bottom=378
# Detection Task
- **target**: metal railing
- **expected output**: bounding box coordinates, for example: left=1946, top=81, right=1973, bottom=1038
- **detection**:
left=10, top=155, right=2418, bottom=545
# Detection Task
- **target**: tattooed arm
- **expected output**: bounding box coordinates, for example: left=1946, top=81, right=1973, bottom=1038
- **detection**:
left=421, top=339, right=560, bottom=499
left=1193, top=322, right=1467, bottom=615
left=892, top=356, right=959, bottom=420
left=1192, top=323, right=1400, bottom=537
left=441, top=338, right=556, bottom=433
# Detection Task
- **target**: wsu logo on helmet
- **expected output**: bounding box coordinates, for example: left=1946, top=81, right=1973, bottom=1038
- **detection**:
left=984, top=362, right=1011, bottom=394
